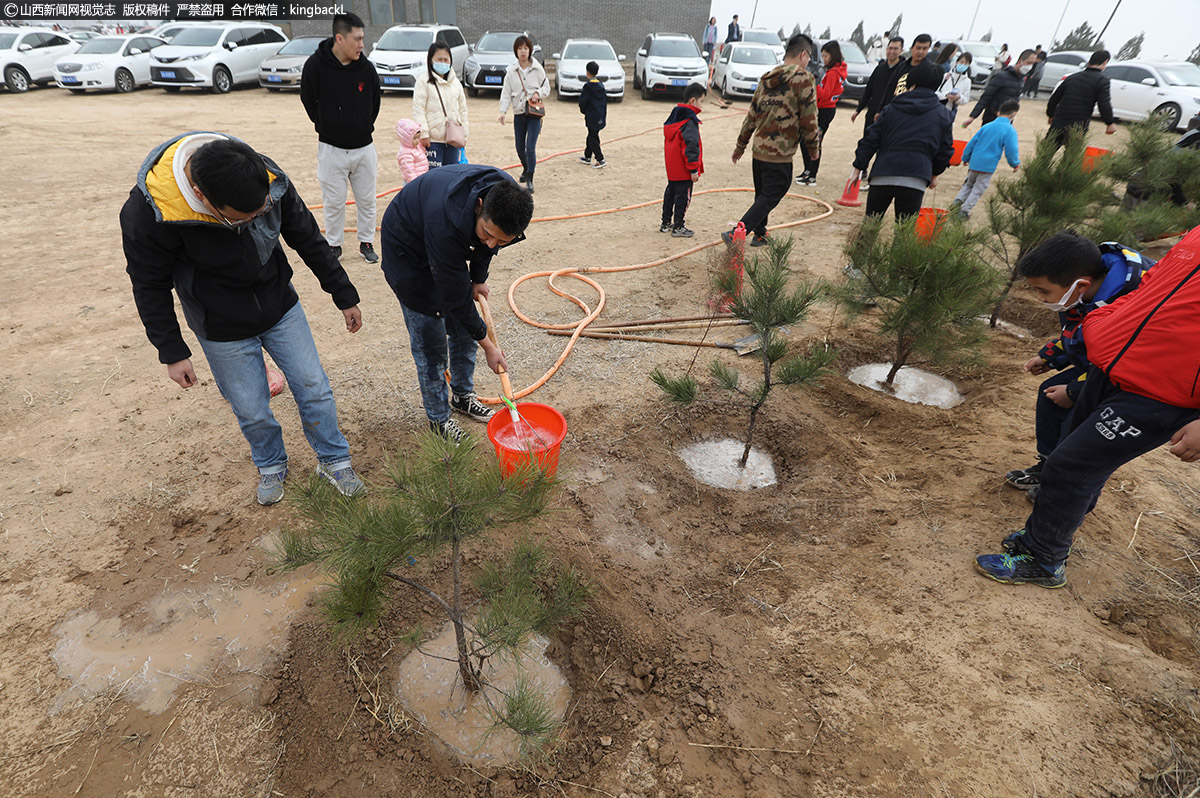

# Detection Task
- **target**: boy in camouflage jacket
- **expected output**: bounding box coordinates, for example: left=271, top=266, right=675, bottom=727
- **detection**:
left=727, top=33, right=821, bottom=248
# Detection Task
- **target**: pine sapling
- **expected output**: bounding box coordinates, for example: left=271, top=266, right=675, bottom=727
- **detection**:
left=839, top=214, right=1003, bottom=386
left=652, top=236, right=836, bottom=468
left=276, top=431, right=589, bottom=753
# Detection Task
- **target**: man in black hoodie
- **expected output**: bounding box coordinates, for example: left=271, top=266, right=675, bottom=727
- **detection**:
left=1045, top=49, right=1117, bottom=149
left=963, top=48, right=1037, bottom=127
left=301, top=13, right=382, bottom=264
left=853, top=36, right=903, bottom=133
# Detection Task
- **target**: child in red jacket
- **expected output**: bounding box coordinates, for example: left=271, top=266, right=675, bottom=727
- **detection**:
left=660, top=83, right=706, bottom=238
left=797, top=40, right=847, bottom=186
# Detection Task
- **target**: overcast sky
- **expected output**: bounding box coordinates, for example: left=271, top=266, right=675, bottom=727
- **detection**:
left=705, top=0, right=1198, bottom=61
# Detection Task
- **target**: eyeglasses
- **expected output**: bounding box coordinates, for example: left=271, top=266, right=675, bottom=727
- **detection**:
left=209, top=194, right=274, bottom=229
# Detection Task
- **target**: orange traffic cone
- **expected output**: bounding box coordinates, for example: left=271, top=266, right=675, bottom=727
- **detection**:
left=711, top=223, right=746, bottom=312
left=836, top=177, right=863, bottom=207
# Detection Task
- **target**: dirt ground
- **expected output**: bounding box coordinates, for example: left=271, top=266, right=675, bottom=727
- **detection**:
left=3, top=77, right=1200, bottom=798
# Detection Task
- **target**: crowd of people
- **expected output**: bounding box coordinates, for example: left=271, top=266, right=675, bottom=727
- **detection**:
left=116, top=13, right=1200, bottom=595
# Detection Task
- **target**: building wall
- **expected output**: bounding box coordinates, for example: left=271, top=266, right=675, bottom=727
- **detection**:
left=286, top=0, right=709, bottom=69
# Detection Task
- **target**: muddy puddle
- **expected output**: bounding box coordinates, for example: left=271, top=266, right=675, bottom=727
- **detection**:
left=678, top=439, right=778, bottom=490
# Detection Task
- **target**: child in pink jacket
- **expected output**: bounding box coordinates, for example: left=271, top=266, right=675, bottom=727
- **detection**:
left=395, top=118, right=428, bottom=185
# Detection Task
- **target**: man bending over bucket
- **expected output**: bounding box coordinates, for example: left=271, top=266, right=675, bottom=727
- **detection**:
left=380, top=163, right=534, bottom=443
left=121, top=133, right=366, bottom=506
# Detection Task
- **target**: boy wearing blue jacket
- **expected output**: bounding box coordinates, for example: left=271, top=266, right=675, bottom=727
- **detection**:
left=577, top=61, right=608, bottom=168
left=952, top=99, right=1021, bottom=219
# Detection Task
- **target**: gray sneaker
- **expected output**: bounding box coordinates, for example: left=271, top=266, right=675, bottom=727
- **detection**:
left=257, top=469, right=287, bottom=506
left=451, top=392, right=495, bottom=422
left=316, top=462, right=366, bottom=497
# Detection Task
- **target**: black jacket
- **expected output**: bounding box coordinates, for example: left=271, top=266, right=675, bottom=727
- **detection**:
left=879, top=57, right=916, bottom=112
left=578, top=78, right=607, bottom=130
left=1046, top=66, right=1115, bottom=128
left=853, top=88, right=954, bottom=183
left=857, top=58, right=899, bottom=118
left=300, top=39, right=382, bottom=149
left=122, top=133, right=359, bottom=365
left=969, top=65, right=1023, bottom=119
left=380, top=165, right=523, bottom=341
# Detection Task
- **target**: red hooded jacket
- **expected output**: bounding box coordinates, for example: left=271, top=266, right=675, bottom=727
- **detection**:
left=663, top=103, right=704, bottom=181
left=816, top=61, right=847, bottom=109
left=1082, top=225, right=1200, bottom=408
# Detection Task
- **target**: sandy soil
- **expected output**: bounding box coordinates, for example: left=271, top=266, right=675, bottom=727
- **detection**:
left=2, top=78, right=1199, bottom=798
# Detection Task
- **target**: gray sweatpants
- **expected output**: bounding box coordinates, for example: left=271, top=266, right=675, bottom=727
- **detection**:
left=954, top=170, right=993, bottom=216
left=317, top=142, right=377, bottom=247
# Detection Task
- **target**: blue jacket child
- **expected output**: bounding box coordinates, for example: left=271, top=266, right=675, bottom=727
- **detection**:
left=961, top=114, right=1020, bottom=174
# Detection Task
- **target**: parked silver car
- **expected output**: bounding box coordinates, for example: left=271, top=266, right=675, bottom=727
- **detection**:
left=1039, top=50, right=1089, bottom=92
left=553, top=38, right=625, bottom=102
left=711, top=42, right=778, bottom=100
left=258, top=35, right=322, bottom=90
left=463, top=31, right=542, bottom=96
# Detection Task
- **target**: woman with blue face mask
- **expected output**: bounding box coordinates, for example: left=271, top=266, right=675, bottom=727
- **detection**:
left=413, top=42, right=469, bottom=169
left=936, top=52, right=973, bottom=120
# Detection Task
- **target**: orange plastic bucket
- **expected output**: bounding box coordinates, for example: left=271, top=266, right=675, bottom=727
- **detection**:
left=915, top=207, right=948, bottom=242
left=486, top=402, right=567, bottom=478
left=1082, top=146, right=1111, bottom=173
left=949, top=139, right=968, bottom=166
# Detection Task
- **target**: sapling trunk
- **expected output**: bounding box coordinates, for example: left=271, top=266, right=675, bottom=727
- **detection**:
left=740, top=405, right=759, bottom=468
left=451, top=535, right=481, bottom=692
left=885, top=338, right=910, bottom=385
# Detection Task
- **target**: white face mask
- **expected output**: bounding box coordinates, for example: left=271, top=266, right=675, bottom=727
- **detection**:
left=1016, top=64, right=1030, bottom=76
left=1042, top=279, right=1084, bottom=312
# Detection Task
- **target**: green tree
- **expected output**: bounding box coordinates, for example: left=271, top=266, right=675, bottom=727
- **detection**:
left=1189, top=43, right=1200, bottom=66
left=1053, top=22, right=1103, bottom=51
left=653, top=237, right=836, bottom=468
left=980, top=28, right=993, bottom=42
left=820, top=26, right=832, bottom=39
left=803, top=23, right=813, bottom=38
left=982, top=130, right=1112, bottom=325
left=839, top=217, right=1003, bottom=385
left=887, top=13, right=902, bottom=38
left=1116, top=32, right=1144, bottom=60
left=277, top=432, right=590, bottom=755
left=850, top=21, right=866, bottom=50
left=777, top=27, right=786, bottom=42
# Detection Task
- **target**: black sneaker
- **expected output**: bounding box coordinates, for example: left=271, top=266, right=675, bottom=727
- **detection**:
left=450, top=392, right=494, bottom=422
left=359, top=242, right=379, bottom=264
left=593, top=159, right=606, bottom=169
left=1026, top=485, right=1040, bottom=504
left=671, top=226, right=695, bottom=238
left=431, top=417, right=467, bottom=444
left=659, top=223, right=672, bottom=233
left=578, top=156, right=592, bottom=165
left=975, top=549, right=1066, bottom=589
left=796, top=172, right=816, bottom=186
left=330, top=245, right=343, bottom=259
left=720, top=230, right=736, bottom=247
left=518, top=171, right=529, bottom=183
left=1004, top=457, right=1044, bottom=490
left=750, top=233, right=770, bottom=247
left=526, top=177, right=534, bottom=195
left=1000, top=528, right=1026, bottom=553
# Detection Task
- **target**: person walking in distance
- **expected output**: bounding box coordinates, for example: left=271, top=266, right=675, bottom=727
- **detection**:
left=498, top=35, right=550, bottom=195
left=412, top=41, right=469, bottom=169
left=851, top=36, right=904, bottom=184
left=797, top=40, right=847, bottom=186
left=1045, top=49, right=1117, bottom=150
left=301, top=12, right=382, bottom=264
left=727, top=15, right=742, bottom=44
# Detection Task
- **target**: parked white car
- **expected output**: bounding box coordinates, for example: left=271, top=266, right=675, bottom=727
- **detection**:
left=711, top=42, right=779, bottom=100
left=957, top=40, right=1001, bottom=88
left=633, top=32, right=708, bottom=100
left=1039, top=50, right=1090, bottom=92
left=1105, top=60, right=1200, bottom=130
left=150, top=22, right=287, bottom=93
left=1, top=26, right=80, bottom=92
left=553, top=38, right=625, bottom=102
left=370, top=24, right=469, bottom=92
left=258, top=35, right=322, bottom=90
left=740, top=28, right=783, bottom=61
left=55, top=35, right=167, bottom=93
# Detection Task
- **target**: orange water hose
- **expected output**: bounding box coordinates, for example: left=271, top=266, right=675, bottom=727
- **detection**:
left=302, top=108, right=837, bottom=405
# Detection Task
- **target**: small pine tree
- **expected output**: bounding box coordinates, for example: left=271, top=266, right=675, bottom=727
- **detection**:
left=1116, top=31, right=1144, bottom=60
left=983, top=130, right=1112, bottom=325
left=888, top=13, right=902, bottom=38
left=652, top=237, right=836, bottom=468
left=980, top=28, right=992, bottom=42
left=839, top=216, right=1003, bottom=386
left=1189, top=43, right=1200, bottom=66
left=777, top=26, right=786, bottom=42
left=1053, top=22, right=1103, bottom=51
left=850, top=21, right=866, bottom=50
left=791, top=23, right=802, bottom=38
left=802, top=23, right=813, bottom=38
left=819, top=26, right=832, bottom=39
left=277, top=432, right=590, bottom=754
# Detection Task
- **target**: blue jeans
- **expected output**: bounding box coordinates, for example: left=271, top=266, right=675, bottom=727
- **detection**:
left=400, top=303, right=478, bottom=424
left=426, top=142, right=461, bottom=169
left=512, top=113, right=542, bottom=176
left=1023, top=368, right=1199, bottom=567
left=196, top=301, right=351, bottom=475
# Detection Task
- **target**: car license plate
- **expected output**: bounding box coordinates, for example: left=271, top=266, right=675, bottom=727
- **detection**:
left=267, top=74, right=282, bottom=82
left=670, top=78, right=687, bottom=87
left=61, top=75, right=78, bottom=84
left=749, top=82, right=758, bottom=91
left=160, top=70, right=175, bottom=79
left=383, top=76, right=401, bottom=85
left=485, top=75, right=502, bottom=84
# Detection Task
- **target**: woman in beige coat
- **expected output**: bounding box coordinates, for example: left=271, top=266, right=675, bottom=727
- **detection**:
left=412, top=42, right=469, bottom=168
left=497, top=35, right=549, bottom=194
